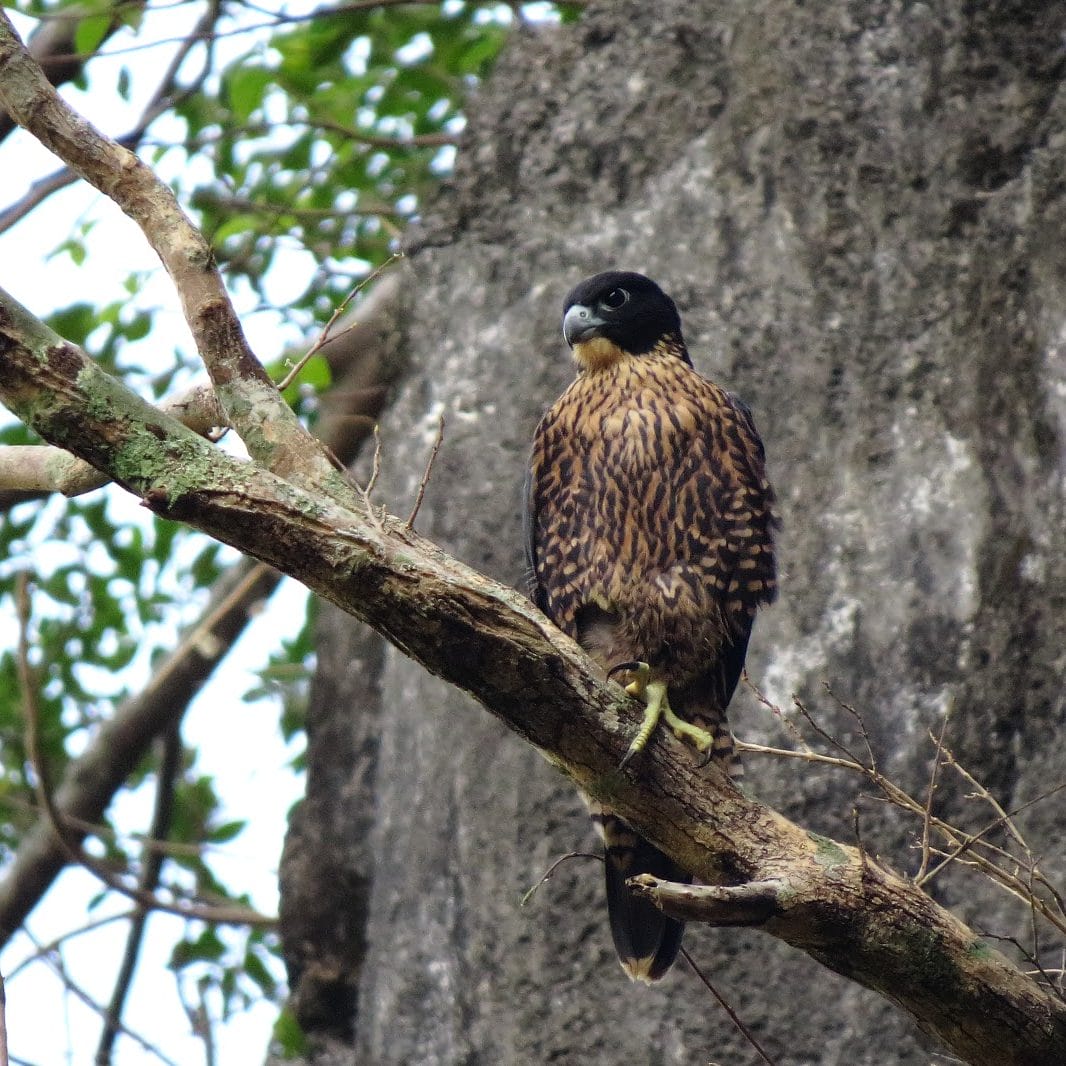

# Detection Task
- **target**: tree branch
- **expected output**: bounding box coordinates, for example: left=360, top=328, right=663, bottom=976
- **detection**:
left=1, top=287, right=1064, bottom=1066
left=0, top=382, right=224, bottom=503
left=0, top=11, right=346, bottom=499
left=0, top=271, right=402, bottom=945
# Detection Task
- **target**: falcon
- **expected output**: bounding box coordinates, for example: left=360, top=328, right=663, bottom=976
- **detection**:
left=525, top=271, right=777, bottom=981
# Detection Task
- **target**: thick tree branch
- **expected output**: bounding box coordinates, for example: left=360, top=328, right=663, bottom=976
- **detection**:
left=0, top=11, right=347, bottom=500
left=1, top=289, right=1064, bottom=1066
left=0, top=382, right=224, bottom=503
left=0, top=273, right=402, bottom=943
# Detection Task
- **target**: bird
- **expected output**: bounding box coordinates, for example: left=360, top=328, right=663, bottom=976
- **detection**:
left=524, top=270, right=777, bottom=981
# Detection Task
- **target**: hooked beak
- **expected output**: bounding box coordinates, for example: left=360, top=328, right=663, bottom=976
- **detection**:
left=563, top=303, right=606, bottom=347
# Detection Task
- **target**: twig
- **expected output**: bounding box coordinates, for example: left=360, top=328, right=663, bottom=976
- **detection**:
left=14, top=574, right=275, bottom=928
left=5, top=911, right=133, bottom=981
left=0, top=968, right=7, bottom=1066
left=679, top=946, right=777, bottom=1066
left=355, top=426, right=386, bottom=535
left=822, top=681, right=878, bottom=772
left=979, top=932, right=1066, bottom=1003
left=406, top=412, right=446, bottom=530
left=791, top=696, right=866, bottom=770
left=22, top=929, right=178, bottom=1066
left=940, top=740, right=1029, bottom=851
left=915, top=710, right=951, bottom=883
left=276, top=253, right=402, bottom=392
left=519, top=851, right=601, bottom=907
left=739, top=728, right=1066, bottom=938
left=742, top=674, right=811, bottom=751
left=95, top=725, right=183, bottom=1065
left=914, top=784, right=1066, bottom=892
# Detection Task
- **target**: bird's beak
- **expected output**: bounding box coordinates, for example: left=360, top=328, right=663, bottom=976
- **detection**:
left=563, top=303, right=605, bottom=347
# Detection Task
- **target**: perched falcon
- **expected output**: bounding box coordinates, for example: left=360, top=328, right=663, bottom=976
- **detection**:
left=525, top=271, right=777, bottom=981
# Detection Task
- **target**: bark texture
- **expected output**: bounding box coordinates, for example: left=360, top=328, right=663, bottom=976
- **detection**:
left=281, top=3, right=1066, bottom=1063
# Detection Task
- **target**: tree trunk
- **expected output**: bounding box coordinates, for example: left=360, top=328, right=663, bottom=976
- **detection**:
left=278, top=3, right=1066, bottom=1062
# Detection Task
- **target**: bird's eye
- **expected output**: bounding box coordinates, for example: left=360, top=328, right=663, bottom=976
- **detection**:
left=601, top=288, right=629, bottom=310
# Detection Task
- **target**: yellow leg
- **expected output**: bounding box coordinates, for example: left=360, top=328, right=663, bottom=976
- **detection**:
left=662, top=703, right=713, bottom=753
left=611, top=662, right=714, bottom=767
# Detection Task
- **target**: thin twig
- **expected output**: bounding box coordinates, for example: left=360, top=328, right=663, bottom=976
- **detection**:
left=916, top=710, right=951, bottom=883
left=680, top=946, right=777, bottom=1066
left=979, top=932, right=1066, bottom=1004
left=742, top=674, right=811, bottom=751
left=5, top=911, right=134, bottom=981
left=915, top=784, right=1066, bottom=892
left=792, top=696, right=866, bottom=770
left=740, top=719, right=1066, bottom=938
left=406, top=412, right=446, bottom=530
left=0, top=968, right=7, bottom=1066
left=823, top=681, right=878, bottom=772
left=276, top=253, right=402, bottom=392
left=96, top=725, right=183, bottom=1065
left=519, top=851, right=600, bottom=907
left=22, top=930, right=178, bottom=1066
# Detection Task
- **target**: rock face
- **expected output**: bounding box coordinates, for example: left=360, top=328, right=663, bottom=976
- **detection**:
left=279, top=3, right=1066, bottom=1063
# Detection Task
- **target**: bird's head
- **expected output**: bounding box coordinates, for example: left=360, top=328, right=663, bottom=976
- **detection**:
left=561, top=271, right=689, bottom=370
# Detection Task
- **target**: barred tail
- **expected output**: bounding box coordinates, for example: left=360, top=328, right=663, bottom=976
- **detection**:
left=592, top=807, right=690, bottom=982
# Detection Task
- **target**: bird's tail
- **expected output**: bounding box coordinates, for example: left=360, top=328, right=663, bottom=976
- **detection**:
left=592, top=806, right=690, bottom=983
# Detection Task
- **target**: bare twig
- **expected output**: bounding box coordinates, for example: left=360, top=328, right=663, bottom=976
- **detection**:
left=739, top=714, right=1066, bottom=940
left=406, top=412, right=446, bottom=530
left=356, top=426, right=385, bottom=533
left=21, top=930, right=178, bottom=1066
left=276, top=253, right=402, bottom=393
left=5, top=911, right=134, bottom=981
left=0, top=967, right=7, bottom=1066
left=823, top=681, right=878, bottom=772
left=914, top=784, right=1066, bottom=896
left=519, top=851, right=600, bottom=907
left=916, top=710, right=951, bottom=883
left=95, top=725, right=183, bottom=1065
left=680, top=946, right=777, bottom=1066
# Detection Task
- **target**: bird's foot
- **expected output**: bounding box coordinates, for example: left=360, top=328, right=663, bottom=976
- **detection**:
left=607, top=661, right=659, bottom=767
left=661, top=704, right=714, bottom=755
left=606, top=661, right=713, bottom=767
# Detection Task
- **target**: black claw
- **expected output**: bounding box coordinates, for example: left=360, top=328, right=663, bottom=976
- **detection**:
left=696, top=748, right=715, bottom=769
left=607, top=660, right=644, bottom=681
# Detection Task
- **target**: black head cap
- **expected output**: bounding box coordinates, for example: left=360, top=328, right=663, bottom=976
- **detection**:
left=562, top=271, right=684, bottom=357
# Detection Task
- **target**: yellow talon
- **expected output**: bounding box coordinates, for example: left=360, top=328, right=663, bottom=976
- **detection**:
left=610, top=660, right=715, bottom=765
left=662, top=704, right=713, bottom=752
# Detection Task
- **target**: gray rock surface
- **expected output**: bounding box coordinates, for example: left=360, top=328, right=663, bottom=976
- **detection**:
left=278, top=3, right=1066, bottom=1062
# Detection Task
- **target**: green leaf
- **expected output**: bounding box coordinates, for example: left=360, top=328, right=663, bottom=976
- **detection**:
left=226, top=66, right=273, bottom=122
left=74, top=13, right=110, bottom=56
left=272, top=1008, right=308, bottom=1058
